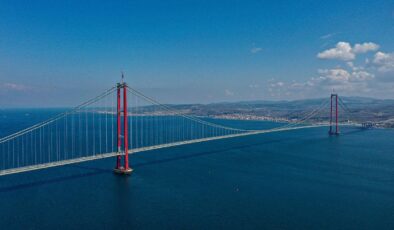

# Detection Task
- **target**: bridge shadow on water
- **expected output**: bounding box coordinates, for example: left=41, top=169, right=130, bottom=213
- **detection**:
left=132, top=138, right=289, bottom=168
left=339, top=128, right=368, bottom=136
left=0, top=166, right=112, bottom=193
left=0, top=138, right=291, bottom=193
left=0, top=128, right=370, bottom=193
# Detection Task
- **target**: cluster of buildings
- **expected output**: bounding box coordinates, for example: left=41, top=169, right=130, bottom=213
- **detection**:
left=210, top=114, right=290, bottom=123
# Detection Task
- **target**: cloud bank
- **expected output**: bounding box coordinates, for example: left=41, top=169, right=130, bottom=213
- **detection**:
left=317, top=41, right=379, bottom=61
left=267, top=41, right=393, bottom=99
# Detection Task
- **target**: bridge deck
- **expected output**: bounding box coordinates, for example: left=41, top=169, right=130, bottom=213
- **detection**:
left=0, top=124, right=358, bottom=176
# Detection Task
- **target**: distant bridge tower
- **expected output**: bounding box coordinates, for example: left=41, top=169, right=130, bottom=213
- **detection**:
left=114, top=79, right=133, bottom=175
left=329, top=93, right=340, bottom=135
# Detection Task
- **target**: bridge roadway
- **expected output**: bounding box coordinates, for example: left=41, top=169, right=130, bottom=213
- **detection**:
left=0, top=123, right=358, bottom=176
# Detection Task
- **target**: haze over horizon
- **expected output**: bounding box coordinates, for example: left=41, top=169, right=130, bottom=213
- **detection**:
left=0, top=0, right=393, bottom=107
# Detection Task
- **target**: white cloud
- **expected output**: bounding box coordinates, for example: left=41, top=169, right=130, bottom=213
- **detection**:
left=320, top=32, right=338, bottom=40
left=279, top=68, right=374, bottom=96
left=265, top=42, right=391, bottom=99
left=346, top=61, right=354, bottom=68
left=351, top=70, right=374, bottom=81
left=0, top=83, right=30, bottom=91
left=317, top=42, right=355, bottom=61
left=318, top=68, right=350, bottom=82
left=267, top=81, right=287, bottom=98
left=224, top=89, right=234, bottom=96
left=373, top=51, right=394, bottom=72
left=248, top=84, right=260, bottom=89
left=250, top=47, right=262, bottom=54
left=318, top=68, right=373, bottom=85
left=317, top=41, right=379, bottom=61
left=353, top=42, right=379, bottom=53
left=270, top=81, right=284, bottom=87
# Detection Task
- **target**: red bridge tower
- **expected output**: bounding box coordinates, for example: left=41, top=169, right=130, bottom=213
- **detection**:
left=114, top=80, right=133, bottom=175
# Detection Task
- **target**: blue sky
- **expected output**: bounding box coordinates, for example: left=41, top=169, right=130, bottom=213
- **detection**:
left=0, top=0, right=393, bottom=107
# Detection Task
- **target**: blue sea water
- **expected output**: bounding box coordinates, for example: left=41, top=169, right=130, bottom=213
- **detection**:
left=0, top=109, right=393, bottom=229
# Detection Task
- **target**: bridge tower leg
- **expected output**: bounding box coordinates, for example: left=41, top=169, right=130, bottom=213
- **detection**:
left=329, top=94, right=339, bottom=135
left=116, top=84, right=122, bottom=169
left=329, top=95, right=333, bottom=134
left=336, top=94, right=339, bottom=134
left=123, top=83, right=132, bottom=173
left=114, top=81, right=133, bottom=175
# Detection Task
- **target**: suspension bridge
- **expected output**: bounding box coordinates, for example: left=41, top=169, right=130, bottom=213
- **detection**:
left=0, top=80, right=360, bottom=176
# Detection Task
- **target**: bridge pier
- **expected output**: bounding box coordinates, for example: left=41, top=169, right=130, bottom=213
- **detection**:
left=329, top=93, right=340, bottom=135
left=114, top=80, right=133, bottom=175
left=114, top=166, right=133, bottom=175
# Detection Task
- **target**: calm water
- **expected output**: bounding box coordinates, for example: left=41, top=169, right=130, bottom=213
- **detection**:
left=0, top=109, right=393, bottom=229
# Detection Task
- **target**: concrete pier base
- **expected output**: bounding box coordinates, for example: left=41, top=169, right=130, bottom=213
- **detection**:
left=114, top=167, right=133, bottom=175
